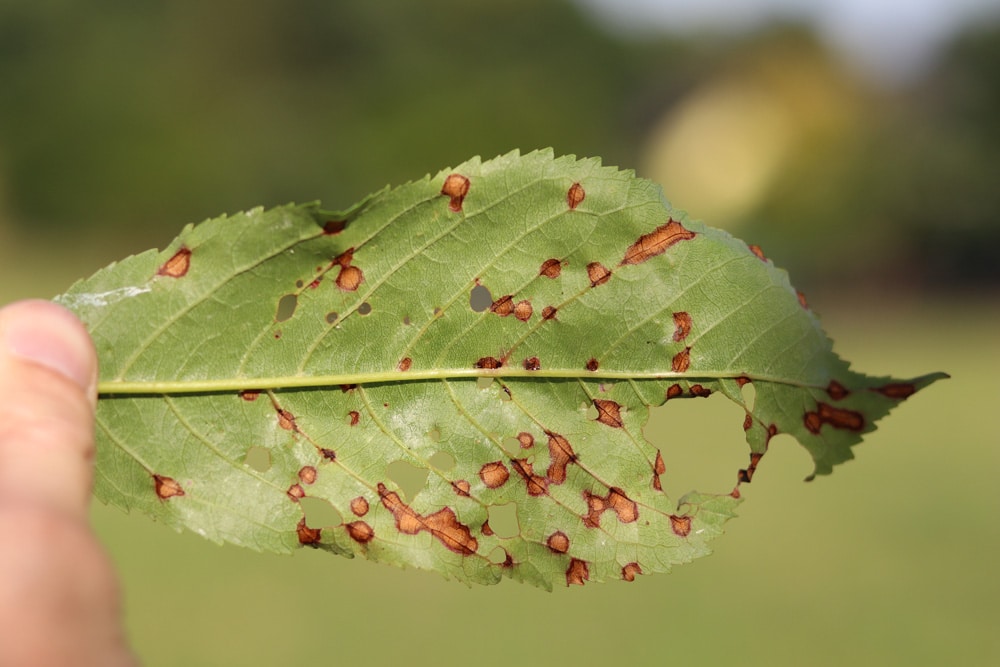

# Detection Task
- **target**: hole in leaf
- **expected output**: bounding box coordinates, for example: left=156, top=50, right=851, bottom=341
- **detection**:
left=486, top=503, right=519, bottom=538
left=487, top=546, right=509, bottom=565
left=429, top=451, right=455, bottom=471
left=585, top=403, right=599, bottom=420
left=300, top=497, right=343, bottom=529
left=386, top=460, right=429, bottom=502
left=741, top=382, right=756, bottom=411
left=469, top=284, right=493, bottom=312
left=358, top=302, right=372, bottom=316
left=500, top=436, right=521, bottom=456
left=476, top=377, right=493, bottom=390
left=427, top=427, right=441, bottom=442
left=276, top=294, right=298, bottom=322
left=244, top=446, right=271, bottom=473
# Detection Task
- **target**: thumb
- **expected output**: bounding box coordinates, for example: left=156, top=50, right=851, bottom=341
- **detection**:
left=0, top=299, right=98, bottom=518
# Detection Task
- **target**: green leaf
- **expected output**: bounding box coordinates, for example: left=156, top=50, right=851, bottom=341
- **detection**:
left=56, top=150, right=945, bottom=589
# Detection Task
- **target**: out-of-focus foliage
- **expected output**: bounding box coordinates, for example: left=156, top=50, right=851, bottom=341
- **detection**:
left=0, top=1, right=997, bottom=291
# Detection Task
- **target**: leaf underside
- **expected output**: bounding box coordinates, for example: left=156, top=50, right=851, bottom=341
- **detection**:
left=56, top=150, right=944, bottom=589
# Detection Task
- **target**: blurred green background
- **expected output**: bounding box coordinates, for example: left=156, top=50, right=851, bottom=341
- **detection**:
left=1, top=1, right=997, bottom=665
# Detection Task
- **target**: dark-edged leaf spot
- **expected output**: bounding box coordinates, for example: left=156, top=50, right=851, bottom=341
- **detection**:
left=300, top=496, right=343, bottom=528
left=479, top=461, right=510, bottom=489
left=748, top=244, right=768, bottom=262
left=277, top=408, right=298, bottom=431
left=689, top=384, right=711, bottom=398
left=452, top=480, right=472, bottom=497
left=523, top=357, right=541, bottom=371
left=583, top=487, right=638, bottom=528
left=652, top=450, right=665, bottom=491
left=296, top=517, right=322, bottom=546
left=622, top=563, right=643, bottom=582
left=545, top=431, right=576, bottom=484
left=153, top=474, right=185, bottom=500
left=346, top=521, right=374, bottom=544
left=593, top=399, right=624, bottom=428
left=517, top=432, right=535, bottom=449
left=827, top=380, right=850, bottom=401
left=397, top=357, right=412, bottom=372
left=586, top=262, right=612, bottom=287
left=239, top=389, right=261, bottom=401
left=797, top=290, right=809, bottom=309
left=320, top=448, right=337, bottom=461
left=872, top=383, right=917, bottom=400
left=287, top=484, right=305, bottom=502
left=804, top=403, right=865, bottom=434
left=666, top=384, right=683, bottom=400
left=475, top=356, right=503, bottom=369
left=486, top=503, right=519, bottom=538
left=621, top=219, right=696, bottom=265
left=743, top=413, right=754, bottom=431
left=737, top=452, right=764, bottom=484
left=273, top=330, right=282, bottom=340
left=513, top=300, right=533, bottom=321
left=378, top=483, right=478, bottom=556
left=672, top=311, right=692, bottom=342
left=511, top=458, right=548, bottom=496
left=541, top=306, right=557, bottom=321
left=669, top=515, right=692, bottom=537
left=566, top=558, right=590, bottom=586
left=244, top=446, right=271, bottom=473
left=298, top=466, right=317, bottom=485
left=546, top=531, right=570, bottom=554
left=157, top=247, right=191, bottom=278
left=275, top=293, right=297, bottom=322
left=481, top=520, right=494, bottom=537
left=347, top=410, right=360, bottom=426
left=322, top=219, right=347, bottom=235
left=295, top=280, right=304, bottom=289
left=586, top=358, right=599, bottom=372
left=470, top=284, right=493, bottom=312
left=441, top=173, right=470, bottom=212
left=357, top=301, right=372, bottom=315
left=567, top=182, right=585, bottom=209
left=350, top=496, right=369, bottom=516
left=539, top=258, right=563, bottom=278
left=336, top=265, right=363, bottom=291
left=671, top=347, right=691, bottom=373
left=490, top=295, right=515, bottom=316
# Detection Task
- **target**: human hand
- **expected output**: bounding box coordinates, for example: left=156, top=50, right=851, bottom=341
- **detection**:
left=0, top=300, right=135, bottom=666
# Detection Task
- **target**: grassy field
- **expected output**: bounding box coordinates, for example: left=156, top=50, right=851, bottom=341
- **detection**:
left=2, top=241, right=996, bottom=666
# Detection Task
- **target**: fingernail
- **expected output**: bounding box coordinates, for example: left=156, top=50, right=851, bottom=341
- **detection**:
left=2, top=300, right=96, bottom=392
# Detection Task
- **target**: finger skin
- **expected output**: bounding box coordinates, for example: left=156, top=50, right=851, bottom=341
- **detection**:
left=0, top=300, right=136, bottom=666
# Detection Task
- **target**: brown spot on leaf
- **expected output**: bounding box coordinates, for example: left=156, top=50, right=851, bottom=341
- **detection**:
left=670, top=515, right=692, bottom=537
left=441, top=173, right=470, bottom=212
left=653, top=450, right=666, bottom=491
left=239, top=390, right=260, bottom=401
left=671, top=347, right=691, bottom=373
left=297, top=518, right=322, bottom=545
left=738, top=452, right=764, bottom=484
left=475, top=356, right=503, bottom=370
left=586, top=358, right=599, bottom=372
left=320, top=448, right=337, bottom=461
left=743, top=413, right=753, bottom=431
left=308, top=278, right=321, bottom=289
left=521, top=357, right=540, bottom=371
left=797, top=291, right=809, bottom=309
left=689, top=384, right=711, bottom=397
left=804, top=403, right=865, bottom=434
left=541, top=306, right=558, bottom=321
left=621, top=219, right=696, bottom=265
left=539, top=258, right=563, bottom=279
left=593, top=399, right=624, bottom=428
left=517, top=432, right=534, bottom=449
left=153, top=475, right=184, bottom=500
left=567, top=182, right=586, bottom=209
left=346, top=521, right=374, bottom=544
left=157, top=247, right=191, bottom=278
left=748, top=244, right=768, bottom=262
left=622, top=562, right=643, bottom=582
left=490, top=295, right=515, bottom=316
left=511, top=458, right=548, bottom=496
left=481, top=520, right=494, bottom=536
left=298, top=466, right=317, bottom=485
left=566, top=558, right=590, bottom=586
left=341, top=384, right=357, bottom=393
left=277, top=409, right=298, bottom=431
left=586, top=262, right=612, bottom=287
left=334, top=247, right=355, bottom=268
left=479, top=461, right=510, bottom=489
left=736, top=376, right=752, bottom=387
left=827, top=380, right=850, bottom=400
left=546, top=531, right=570, bottom=554
left=398, top=357, right=412, bottom=372
left=452, top=480, right=471, bottom=497
left=666, top=384, right=684, bottom=400
left=873, top=383, right=917, bottom=400
left=323, top=219, right=347, bottom=235
left=287, top=484, right=305, bottom=502
left=546, top=431, right=577, bottom=484
left=378, top=483, right=478, bottom=555
left=336, top=265, right=363, bottom=292
left=513, top=300, right=533, bottom=322
left=672, top=311, right=692, bottom=342
left=348, top=411, right=360, bottom=426
left=583, top=487, right=638, bottom=528
left=350, top=496, right=369, bottom=517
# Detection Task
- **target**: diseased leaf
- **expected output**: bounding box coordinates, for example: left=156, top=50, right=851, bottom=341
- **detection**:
left=56, top=150, right=945, bottom=589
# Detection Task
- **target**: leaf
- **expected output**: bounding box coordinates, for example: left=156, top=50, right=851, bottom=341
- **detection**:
left=56, top=150, right=945, bottom=589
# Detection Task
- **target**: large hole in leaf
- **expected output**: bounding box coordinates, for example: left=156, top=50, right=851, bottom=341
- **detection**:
left=275, top=293, right=297, bottom=322
left=487, top=503, right=519, bottom=539
left=244, top=446, right=271, bottom=473
left=428, top=451, right=455, bottom=471
left=300, top=497, right=343, bottom=529
left=469, top=284, right=492, bottom=312
left=386, top=460, right=429, bottom=502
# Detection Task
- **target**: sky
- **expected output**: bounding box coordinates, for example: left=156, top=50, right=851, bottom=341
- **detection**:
left=574, top=0, right=1000, bottom=82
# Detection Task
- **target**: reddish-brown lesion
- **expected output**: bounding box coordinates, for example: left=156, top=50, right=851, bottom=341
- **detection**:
left=665, top=384, right=684, bottom=400
left=671, top=347, right=691, bottom=373
left=378, top=483, right=478, bottom=555
left=689, top=384, right=711, bottom=397
left=621, top=219, right=696, bottom=265
left=586, top=358, right=599, bottom=372
left=737, top=452, right=764, bottom=484
left=514, top=300, right=533, bottom=321
left=546, top=531, right=570, bottom=553
left=592, top=399, right=624, bottom=428
left=566, top=558, right=590, bottom=586
left=873, top=383, right=917, bottom=400
left=523, top=357, right=541, bottom=371
left=827, top=380, right=850, bottom=400
left=276, top=408, right=298, bottom=432
left=441, top=173, right=471, bottom=212
left=157, top=247, right=191, bottom=278
left=545, top=431, right=577, bottom=484
left=481, top=520, right=494, bottom=536
left=239, top=390, right=261, bottom=401
left=586, top=262, right=612, bottom=287
left=451, top=480, right=472, bottom=497
left=539, top=258, right=563, bottom=279
left=348, top=410, right=360, bottom=426
left=287, top=484, right=305, bottom=502
left=345, top=521, right=374, bottom=544
left=567, top=182, right=586, bottom=209
left=669, top=515, right=692, bottom=537
left=582, top=487, right=638, bottom=528
left=397, top=357, right=413, bottom=372
left=298, top=466, right=317, bottom=485
left=350, top=496, right=369, bottom=516
left=322, top=219, right=347, bottom=235
left=296, top=518, right=322, bottom=545
left=652, top=450, right=666, bottom=491
left=621, top=562, right=642, bottom=582
left=153, top=474, right=185, bottom=500
left=479, top=461, right=510, bottom=489
left=672, top=311, right=692, bottom=342
left=490, top=295, right=515, bottom=316
left=475, top=356, right=504, bottom=369
left=511, top=458, right=548, bottom=496
left=804, top=403, right=865, bottom=434
left=541, top=306, right=558, bottom=321
left=748, top=244, right=767, bottom=262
